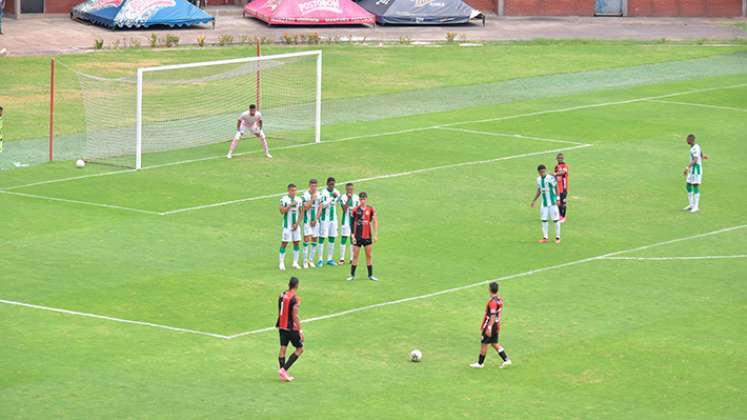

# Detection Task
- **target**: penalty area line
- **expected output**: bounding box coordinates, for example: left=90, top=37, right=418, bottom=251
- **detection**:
left=160, top=143, right=593, bottom=216
left=0, top=190, right=159, bottom=215
left=600, top=254, right=747, bottom=261
left=0, top=299, right=231, bottom=340
left=646, top=99, right=747, bottom=113
left=227, top=223, right=747, bottom=340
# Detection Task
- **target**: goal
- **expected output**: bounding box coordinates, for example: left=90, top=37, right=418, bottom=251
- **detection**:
left=72, top=50, right=322, bottom=169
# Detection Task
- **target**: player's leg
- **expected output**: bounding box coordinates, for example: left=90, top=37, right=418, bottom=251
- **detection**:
left=254, top=130, right=271, bottom=159
left=302, top=233, right=310, bottom=268
left=559, top=192, right=567, bottom=222
left=309, top=227, right=319, bottom=268
left=292, top=241, right=301, bottom=269
left=491, top=342, right=512, bottom=368
left=471, top=342, right=490, bottom=368
left=278, top=330, right=291, bottom=381
left=326, top=221, right=338, bottom=265
left=348, top=243, right=361, bottom=281
left=279, top=240, right=289, bottom=271
left=317, top=222, right=327, bottom=267
left=539, top=206, right=549, bottom=243
left=339, top=225, right=350, bottom=265
left=281, top=333, right=304, bottom=380
left=365, top=244, right=377, bottom=281
left=227, top=127, right=244, bottom=159
left=552, top=205, right=561, bottom=243
left=691, top=172, right=702, bottom=212
left=685, top=183, right=694, bottom=210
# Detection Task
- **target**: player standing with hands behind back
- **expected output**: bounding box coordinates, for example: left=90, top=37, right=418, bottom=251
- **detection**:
left=683, top=134, right=708, bottom=213
left=347, top=192, right=379, bottom=281
left=470, top=282, right=511, bottom=369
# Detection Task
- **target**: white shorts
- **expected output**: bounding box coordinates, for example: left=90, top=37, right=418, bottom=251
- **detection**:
left=304, top=222, right=319, bottom=238
left=687, top=173, right=702, bottom=185
left=320, top=220, right=338, bottom=238
left=341, top=224, right=352, bottom=237
left=282, top=226, right=301, bottom=242
left=540, top=205, right=560, bottom=222
left=237, top=125, right=264, bottom=138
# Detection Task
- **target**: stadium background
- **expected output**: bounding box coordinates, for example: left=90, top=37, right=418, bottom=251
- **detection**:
left=3, top=0, right=745, bottom=17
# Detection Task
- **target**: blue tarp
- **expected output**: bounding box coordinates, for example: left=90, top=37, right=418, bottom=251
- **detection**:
left=72, top=0, right=214, bottom=29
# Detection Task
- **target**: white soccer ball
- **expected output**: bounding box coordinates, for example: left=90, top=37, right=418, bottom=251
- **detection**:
left=75, top=159, right=86, bottom=168
left=410, top=349, right=422, bottom=362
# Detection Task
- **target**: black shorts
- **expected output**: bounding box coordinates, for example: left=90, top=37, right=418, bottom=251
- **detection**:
left=353, top=236, right=372, bottom=247
left=279, top=329, right=303, bottom=348
left=558, top=191, right=568, bottom=204
left=481, top=325, right=499, bottom=344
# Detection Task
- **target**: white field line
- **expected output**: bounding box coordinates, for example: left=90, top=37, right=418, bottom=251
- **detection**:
left=435, top=82, right=747, bottom=128
left=0, top=299, right=231, bottom=340
left=226, top=223, right=747, bottom=339
left=160, top=143, right=592, bottom=216
left=3, top=224, right=743, bottom=340
left=647, top=99, right=747, bottom=113
left=5, top=82, right=745, bottom=192
left=436, top=127, right=585, bottom=145
left=0, top=190, right=159, bottom=215
left=601, top=254, right=747, bottom=261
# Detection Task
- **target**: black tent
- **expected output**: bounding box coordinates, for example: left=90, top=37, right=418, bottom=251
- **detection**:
left=357, top=0, right=483, bottom=25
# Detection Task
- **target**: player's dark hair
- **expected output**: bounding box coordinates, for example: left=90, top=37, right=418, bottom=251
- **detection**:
left=289, top=276, right=299, bottom=290
left=345, top=182, right=353, bottom=188
left=489, top=282, right=499, bottom=294
left=537, top=164, right=546, bottom=171
left=249, top=104, right=256, bottom=109
left=309, top=179, right=317, bottom=185
left=687, top=134, right=696, bottom=140
left=287, top=183, right=296, bottom=189
left=359, top=192, right=368, bottom=199
left=556, top=153, right=564, bottom=159
left=327, top=177, right=335, bottom=184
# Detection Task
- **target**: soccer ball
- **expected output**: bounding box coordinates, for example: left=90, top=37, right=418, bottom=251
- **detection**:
left=410, top=349, right=422, bottom=362
left=75, top=159, right=86, bottom=168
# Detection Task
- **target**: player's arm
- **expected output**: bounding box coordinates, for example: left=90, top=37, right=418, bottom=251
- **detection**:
left=351, top=209, right=358, bottom=245
left=279, top=201, right=289, bottom=214
left=236, top=118, right=242, bottom=131
left=257, top=117, right=263, bottom=130
left=372, top=208, right=379, bottom=243
left=485, top=301, right=498, bottom=336
left=530, top=188, right=541, bottom=208
left=292, top=302, right=303, bottom=341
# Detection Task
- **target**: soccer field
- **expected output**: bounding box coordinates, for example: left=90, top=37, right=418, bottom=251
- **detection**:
left=1, top=43, right=746, bottom=419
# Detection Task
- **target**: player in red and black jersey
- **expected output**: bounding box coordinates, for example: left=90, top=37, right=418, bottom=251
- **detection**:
left=470, top=282, right=511, bottom=369
left=347, top=192, right=379, bottom=282
left=276, top=276, right=304, bottom=382
left=554, top=153, right=569, bottom=223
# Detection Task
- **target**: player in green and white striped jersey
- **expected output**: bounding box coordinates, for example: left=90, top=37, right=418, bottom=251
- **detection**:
left=683, top=134, right=709, bottom=213
left=338, top=182, right=360, bottom=265
left=279, top=183, right=304, bottom=271
left=318, top=177, right=341, bottom=267
left=302, top=179, right=321, bottom=269
left=530, top=164, right=561, bottom=244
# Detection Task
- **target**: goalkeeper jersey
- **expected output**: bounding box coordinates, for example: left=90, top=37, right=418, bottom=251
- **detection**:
left=536, top=175, right=558, bottom=207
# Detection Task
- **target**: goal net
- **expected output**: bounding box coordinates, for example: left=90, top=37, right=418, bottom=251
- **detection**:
left=72, top=51, right=321, bottom=169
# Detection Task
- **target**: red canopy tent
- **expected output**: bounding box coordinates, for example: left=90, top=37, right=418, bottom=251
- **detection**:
left=244, top=0, right=375, bottom=25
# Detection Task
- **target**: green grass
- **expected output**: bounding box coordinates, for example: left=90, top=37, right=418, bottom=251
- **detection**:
left=1, top=43, right=746, bottom=418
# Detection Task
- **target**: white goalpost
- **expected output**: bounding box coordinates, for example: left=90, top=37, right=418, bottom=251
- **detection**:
left=73, top=50, right=322, bottom=169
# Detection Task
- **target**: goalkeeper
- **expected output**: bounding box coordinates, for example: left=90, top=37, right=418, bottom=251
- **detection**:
left=227, top=104, right=272, bottom=160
